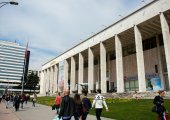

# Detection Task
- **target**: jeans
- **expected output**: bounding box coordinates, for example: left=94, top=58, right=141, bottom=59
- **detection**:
left=95, top=108, right=102, bottom=120
left=74, top=112, right=80, bottom=120
left=82, top=112, right=88, bottom=120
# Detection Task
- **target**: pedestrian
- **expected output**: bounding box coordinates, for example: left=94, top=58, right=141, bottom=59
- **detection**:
left=73, top=93, right=82, bottom=120
left=58, top=89, right=75, bottom=120
left=14, top=93, right=20, bottom=111
left=81, top=90, right=91, bottom=120
left=153, top=90, right=168, bottom=120
left=5, top=94, right=10, bottom=109
left=0, top=93, right=2, bottom=103
left=25, top=94, right=30, bottom=104
left=92, top=89, right=109, bottom=120
left=32, top=93, right=37, bottom=107
left=20, top=93, right=25, bottom=108
left=55, top=92, right=61, bottom=114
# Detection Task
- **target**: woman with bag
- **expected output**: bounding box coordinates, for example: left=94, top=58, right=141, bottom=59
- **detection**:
left=73, top=94, right=83, bottom=120
left=55, top=92, right=61, bottom=114
left=153, top=90, right=169, bottom=120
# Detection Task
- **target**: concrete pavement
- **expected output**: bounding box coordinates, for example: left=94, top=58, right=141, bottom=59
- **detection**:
left=0, top=101, right=113, bottom=120
left=0, top=102, right=20, bottom=120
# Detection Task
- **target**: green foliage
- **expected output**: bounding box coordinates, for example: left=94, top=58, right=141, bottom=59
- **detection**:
left=36, top=96, right=55, bottom=106
left=25, top=72, right=40, bottom=91
left=89, top=99, right=170, bottom=120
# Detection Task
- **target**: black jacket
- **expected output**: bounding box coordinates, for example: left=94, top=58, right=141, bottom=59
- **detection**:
left=153, top=95, right=166, bottom=114
left=59, top=95, right=75, bottom=118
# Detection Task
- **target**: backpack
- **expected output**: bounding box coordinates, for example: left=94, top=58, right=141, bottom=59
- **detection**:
left=82, top=98, right=91, bottom=112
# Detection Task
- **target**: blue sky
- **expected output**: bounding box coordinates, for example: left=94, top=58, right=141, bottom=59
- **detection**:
left=0, top=0, right=152, bottom=70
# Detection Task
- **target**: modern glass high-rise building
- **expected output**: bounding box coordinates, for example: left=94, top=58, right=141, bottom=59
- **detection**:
left=0, top=40, right=29, bottom=92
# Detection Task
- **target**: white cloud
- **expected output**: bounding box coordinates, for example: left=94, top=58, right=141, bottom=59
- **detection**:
left=0, top=0, right=154, bottom=70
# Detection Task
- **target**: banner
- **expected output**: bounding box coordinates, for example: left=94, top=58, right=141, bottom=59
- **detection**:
left=151, top=77, right=162, bottom=91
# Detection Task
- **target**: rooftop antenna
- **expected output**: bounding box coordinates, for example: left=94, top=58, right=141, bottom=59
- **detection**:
left=141, top=0, right=146, bottom=5
left=118, top=14, right=123, bottom=18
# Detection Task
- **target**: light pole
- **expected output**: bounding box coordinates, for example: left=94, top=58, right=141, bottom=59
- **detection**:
left=0, top=1, right=18, bottom=8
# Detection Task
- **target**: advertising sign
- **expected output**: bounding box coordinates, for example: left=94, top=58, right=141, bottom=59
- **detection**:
left=151, top=77, right=162, bottom=91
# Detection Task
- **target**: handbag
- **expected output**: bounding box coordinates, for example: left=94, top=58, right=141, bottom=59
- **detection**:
left=151, top=105, right=158, bottom=113
left=52, top=104, right=56, bottom=110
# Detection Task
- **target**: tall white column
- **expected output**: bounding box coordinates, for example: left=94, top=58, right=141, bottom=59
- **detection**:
left=64, top=59, right=69, bottom=90
left=45, top=68, right=49, bottom=93
left=50, top=66, right=54, bottom=94
left=71, top=57, right=76, bottom=93
left=100, top=42, right=107, bottom=93
left=78, top=53, right=84, bottom=93
left=156, top=35, right=165, bottom=90
left=54, top=64, right=59, bottom=92
left=134, top=25, right=146, bottom=92
left=115, top=35, right=124, bottom=93
left=160, top=12, right=170, bottom=90
left=40, top=70, right=45, bottom=94
left=47, top=68, right=51, bottom=92
left=88, top=48, right=94, bottom=93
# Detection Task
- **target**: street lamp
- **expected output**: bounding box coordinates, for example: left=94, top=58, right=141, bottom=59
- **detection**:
left=0, top=1, right=18, bottom=8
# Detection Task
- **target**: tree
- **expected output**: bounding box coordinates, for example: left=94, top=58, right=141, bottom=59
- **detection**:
left=25, top=72, right=40, bottom=93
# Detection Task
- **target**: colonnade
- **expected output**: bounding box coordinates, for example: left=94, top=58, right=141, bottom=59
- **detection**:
left=40, top=12, right=170, bottom=94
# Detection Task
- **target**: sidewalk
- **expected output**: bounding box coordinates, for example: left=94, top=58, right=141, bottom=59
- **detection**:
left=1, top=101, right=113, bottom=120
left=0, top=102, right=20, bottom=120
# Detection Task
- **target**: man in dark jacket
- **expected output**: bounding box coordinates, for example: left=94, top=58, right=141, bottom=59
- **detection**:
left=153, top=90, right=167, bottom=120
left=59, top=89, right=75, bottom=120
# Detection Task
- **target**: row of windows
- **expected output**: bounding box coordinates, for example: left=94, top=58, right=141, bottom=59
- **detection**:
left=0, top=55, right=24, bottom=61
left=0, top=44, right=25, bottom=51
left=0, top=77, right=21, bottom=80
left=0, top=72, right=23, bottom=76
left=0, top=64, right=24, bottom=69
left=0, top=66, right=23, bottom=72
left=0, top=48, right=24, bottom=55
left=0, top=61, right=24, bottom=66
left=0, top=51, right=24, bottom=58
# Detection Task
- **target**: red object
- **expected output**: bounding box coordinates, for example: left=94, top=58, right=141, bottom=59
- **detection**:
left=55, top=96, right=61, bottom=105
left=158, top=113, right=169, bottom=120
left=25, top=41, right=29, bottom=59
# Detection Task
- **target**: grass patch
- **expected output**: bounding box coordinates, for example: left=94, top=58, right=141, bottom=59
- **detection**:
left=36, top=97, right=170, bottom=120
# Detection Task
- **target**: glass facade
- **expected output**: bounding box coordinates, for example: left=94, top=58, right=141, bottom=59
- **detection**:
left=0, top=41, right=25, bottom=90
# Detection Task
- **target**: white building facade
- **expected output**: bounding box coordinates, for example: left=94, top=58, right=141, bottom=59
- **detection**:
left=0, top=41, right=25, bottom=91
left=40, top=0, right=170, bottom=94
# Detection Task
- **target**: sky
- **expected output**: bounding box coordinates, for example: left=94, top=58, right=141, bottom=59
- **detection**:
left=0, top=0, right=153, bottom=70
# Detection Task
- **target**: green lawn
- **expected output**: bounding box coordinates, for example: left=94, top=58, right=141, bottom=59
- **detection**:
left=36, top=97, right=170, bottom=120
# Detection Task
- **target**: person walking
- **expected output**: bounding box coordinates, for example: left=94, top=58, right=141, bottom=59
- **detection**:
left=14, top=93, right=20, bottom=111
left=0, top=93, right=2, bottom=103
left=92, top=89, right=109, bottom=120
left=55, top=92, right=61, bottom=114
left=73, top=94, right=82, bottom=120
left=59, top=89, right=75, bottom=120
left=153, top=90, right=168, bottom=120
left=20, top=93, right=25, bottom=109
left=5, top=94, right=10, bottom=109
left=32, top=93, right=37, bottom=107
left=81, top=90, right=91, bottom=120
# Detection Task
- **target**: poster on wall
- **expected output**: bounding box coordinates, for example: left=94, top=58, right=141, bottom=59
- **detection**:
left=147, top=77, right=162, bottom=91
left=151, top=77, right=162, bottom=91
left=58, top=61, right=64, bottom=92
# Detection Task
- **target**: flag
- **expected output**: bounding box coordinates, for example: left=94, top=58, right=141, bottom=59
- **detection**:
left=25, top=41, right=29, bottom=59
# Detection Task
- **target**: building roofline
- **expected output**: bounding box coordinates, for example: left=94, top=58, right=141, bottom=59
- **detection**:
left=43, top=0, right=158, bottom=66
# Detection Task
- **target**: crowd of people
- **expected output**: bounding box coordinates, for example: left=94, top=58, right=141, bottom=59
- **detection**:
left=54, top=89, right=109, bottom=120
left=0, top=89, right=168, bottom=120
left=0, top=93, right=37, bottom=111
